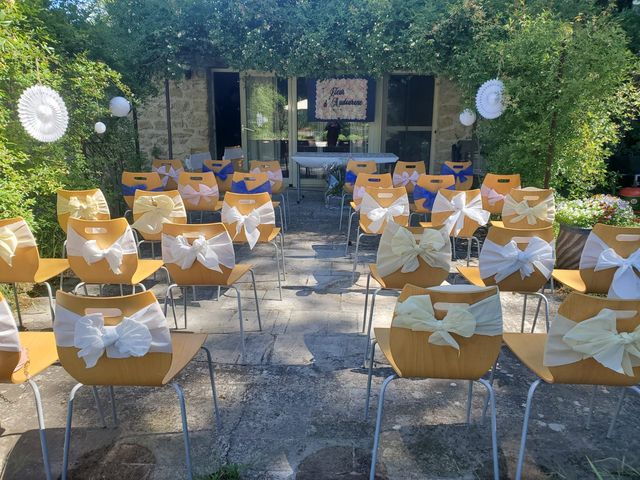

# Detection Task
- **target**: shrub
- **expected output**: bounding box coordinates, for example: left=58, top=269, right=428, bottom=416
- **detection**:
left=555, top=194, right=637, bottom=228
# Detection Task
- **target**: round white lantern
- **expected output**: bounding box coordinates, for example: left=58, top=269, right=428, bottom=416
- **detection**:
left=109, top=96, right=130, bottom=117
left=94, top=122, right=106, bottom=134
left=459, top=109, right=476, bottom=126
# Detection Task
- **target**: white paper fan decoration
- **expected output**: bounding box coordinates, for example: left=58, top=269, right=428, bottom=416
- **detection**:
left=18, top=85, right=69, bottom=142
left=475, top=79, right=505, bottom=120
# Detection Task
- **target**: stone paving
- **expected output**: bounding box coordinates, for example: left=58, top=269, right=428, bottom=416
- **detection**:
left=1, top=190, right=639, bottom=479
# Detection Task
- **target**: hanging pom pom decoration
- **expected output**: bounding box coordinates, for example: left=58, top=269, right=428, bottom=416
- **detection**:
left=475, top=79, right=505, bottom=120
left=18, top=85, right=69, bottom=143
left=109, top=96, right=131, bottom=117
left=459, top=109, right=476, bottom=126
left=94, top=122, right=106, bottom=134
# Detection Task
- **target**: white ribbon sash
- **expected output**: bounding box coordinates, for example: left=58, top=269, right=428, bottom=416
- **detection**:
left=376, top=222, right=451, bottom=277
left=480, top=185, right=505, bottom=207
left=393, top=170, right=420, bottom=187
left=250, top=168, right=282, bottom=187
left=178, top=183, right=219, bottom=206
left=480, top=237, right=554, bottom=282
left=57, top=191, right=109, bottom=220
left=352, top=185, right=367, bottom=206
left=544, top=309, right=640, bottom=376
left=131, top=194, right=186, bottom=235
left=393, top=293, right=502, bottom=350
left=66, top=225, right=137, bottom=274
left=579, top=232, right=640, bottom=299
left=360, top=192, right=409, bottom=234
left=433, top=192, right=490, bottom=237
left=0, top=220, right=37, bottom=266
left=54, top=303, right=172, bottom=368
left=503, top=194, right=555, bottom=225
left=0, top=297, right=21, bottom=353
left=221, top=202, right=275, bottom=250
left=153, top=165, right=184, bottom=187
left=162, top=232, right=235, bottom=271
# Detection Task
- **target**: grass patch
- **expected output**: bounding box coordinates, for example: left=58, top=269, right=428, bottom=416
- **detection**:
left=587, top=457, right=640, bottom=479
left=198, top=463, right=243, bottom=480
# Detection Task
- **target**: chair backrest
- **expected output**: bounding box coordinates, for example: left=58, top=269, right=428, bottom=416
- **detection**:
left=413, top=174, right=456, bottom=213
left=57, top=188, right=110, bottom=233
left=392, top=161, right=426, bottom=193
left=221, top=192, right=276, bottom=245
left=546, top=292, right=640, bottom=386
left=481, top=173, right=521, bottom=214
left=479, top=224, right=555, bottom=293
left=203, top=159, right=234, bottom=193
left=250, top=160, right=284, bottom=194
left=121, top=172, right=163, bottom=209
left=223, top=145, right=246, bottom=172
left=0, top=217, right=41, bottom=283
left=131, top=190, right=187, bottom=241
left=177, top=172, right=219, bottom=211
left=442, top=161, right=474, bottom=190
left=187, top=149, right=212, bottom=172
left=353, top=173, right=393, bottom=206
left=375, top=223, right=451, bottom=289
left=231, top=172, right=272, bottom=195
left=431, top=189, right=488, bottom=238
left=344, top=160, right=376, bottom=194
left=67, top=217, right=140, bottom=284
left=359, top=186, right=409, bottom=234
left=54, top=290, right=173, bottom=386
left=501, top=187, right=555, bottom=229
left=0, top=292, right=23, bottom=383
left=152, top=159, right=184, bottom=190
left=389, top=284, right=502, bottom=379
left=579, top=224, right=640, bottom=297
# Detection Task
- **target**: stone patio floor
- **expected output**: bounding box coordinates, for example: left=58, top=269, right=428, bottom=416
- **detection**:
left=1, top=190, right=639, bottom=479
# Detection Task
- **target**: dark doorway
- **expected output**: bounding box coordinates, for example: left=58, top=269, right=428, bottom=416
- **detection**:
left=212, top=71, right=241, bottom=159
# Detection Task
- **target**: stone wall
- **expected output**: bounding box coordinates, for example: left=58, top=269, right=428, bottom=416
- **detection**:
left=136, top=71, right=209, bottom=164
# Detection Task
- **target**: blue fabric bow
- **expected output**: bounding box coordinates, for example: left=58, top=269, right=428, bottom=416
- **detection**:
left=204, top=163, right=234, bottom=180
left=231, top=180, right=272, bottom=194
left=121, top=184, right=163, bottom=196
left=345, top=170, right=357, bottom=185
left=441, top=164, right=473, bottom=184
left=414, top=184, right=455, bottom=211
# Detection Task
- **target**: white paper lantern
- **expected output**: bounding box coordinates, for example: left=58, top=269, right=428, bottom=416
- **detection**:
left=109, top=96, right=130, bottom=117
left=18, top=85, right=68, bottom=143
left=476, top=79, right=505, bottom=119
left=94, top=122, right=106, bottom=134
left=459, top=109, right=476, bottom=126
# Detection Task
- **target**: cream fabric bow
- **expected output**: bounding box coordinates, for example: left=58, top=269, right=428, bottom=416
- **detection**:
left=132, top=194, right=186, bottom=235
left=393, top=295, right=476, bottom=350
left=544, top=309, right=640, bottom=376
left=250, top=168, right=282, bottom=186
left=480, top=185, right=505, bottom=207
left=0, top=297, right=21, bottom=353
left=54, top=302, right=172, bottom=369
left=66, top=225, right=137, bottom=274
left=360, top=192, right=409, bottom=234
left=393, top=171, right=420, bottom=187
left=178, top=183, right=219, bottom=206
left=221, top=202, right=275, bottom=250
left=162, top=232, right=235, bottom=271
left=57, top=191, right=109, bottom=220
left=480, top=237, right=554, bottom=282
left=503, top=195, right=555, bottom=225
left=376, top=223, right=451, bottom=277
left=0, top=220, right=36, bottom=266
left=153, top=165, right=183, bottom=187
left=433, top=192, right=490, bottom=237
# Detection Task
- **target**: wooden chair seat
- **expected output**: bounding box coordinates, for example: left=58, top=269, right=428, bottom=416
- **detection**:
left=11, top=332, right=58, bottom=384
left=418, top=221, right=433, bottom=229
left=225, top=264, right=254, bottom=285
left=457, top=266, right=486, bottom=287
left=490, top=220, right=505, bottom=228
left=373, top=327, right=400, bottom=374
left=33, top=258, right=70, bottom=283
left=502, top=333, right=554, bottom=383
left=349, top=201, right=357, bottom=210
left=272, top=201, right=280, bottom=208
left=552, top=269, right=587, bottom=293
left=131, top=259, right=165, bottom=284
left=162, top=332, right=208, bottom=385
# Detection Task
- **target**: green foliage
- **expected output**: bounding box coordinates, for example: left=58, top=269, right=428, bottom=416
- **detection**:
left=198, top=463, right=243, bottom=480
left=555, top=194, right=637, bottom=227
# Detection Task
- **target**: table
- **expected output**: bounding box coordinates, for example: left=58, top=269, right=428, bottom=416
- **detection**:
left=291, top=152, right=399, bottom=202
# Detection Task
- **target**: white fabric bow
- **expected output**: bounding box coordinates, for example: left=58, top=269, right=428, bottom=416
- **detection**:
left=580, top=232, right=640, bottom=299
left=480, top=237, right=554, bottom=282
left=480, top=185, right=505, bottom=207
left=353, top=185, right=367, bottom=204
left=393, top=170, right=420, bottom=187
left=0, top=220, right=36, bottom=266
left=360, top=192, right=409, bottom=234
left=221, top=202, right=275, bottom=249
left=376, top=223, right=451, bottom=277
left=153, top=165, right=183, bottom=187
left=57, top=191, right=109, bottom=220
left=131, top=194, right=186, bottom=235
left=503, top=195, right=555, bottom=225
left=250, top=168, right=282, bottom=187
left=162, top=232, right=235, bottom=271
left=0, top=297, right=21, bottom=353
left=433, top=192, right=490, bottom=237
left=178, top=183, right=219, bottom=206
left=544, top=309, right=640, bottom=376
left=66, top=225, right=138, bottom=274
left=54, top=302, right=172, bottom=369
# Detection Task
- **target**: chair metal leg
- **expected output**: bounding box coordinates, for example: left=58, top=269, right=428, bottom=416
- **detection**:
left=466, top=380, right=473, bottom=425
left=520, top=294, right=528, bottom=333
left=232, top=286, right=246, bottom=360
left=41, top=281, right=55, bottom=323
left=12, top=283, right=22, bottom=328
left=279, top=232, right=286, bottom=279
left=515, top=378, right=542, bottom=480
left=91, top=386, right=108, bottom=428
left=165, top=284, right=179, bottom=329
left=363, top=288, right=380, bottom=366
left=606, top=386, right=640, bottom=438
left=586, top=385, right=597, bottom=429
left=362, top=273, right=371, bottom=333
left=171, top=383, right=193, bottom=480
left=271, top=241, right=283, bottom=300
left=339, top=193, right=346, bottom=231
left=27, top=379, right=52, bottom=480
left=529, top=292, right=550, bottom=332
left=249, top=269, right=262, bottom=331
left=482, top=357, right=499, bottom=425
left=201, top=346, right=222, bottom=427
left=119, top=284, right=124, bottom=296
left=369, top=374, right=397, bottom=480
left=59, top=240, right=67, bottom=289
left=352, top=230, right=363, bottom=282
left=478, top=378, right=500, bottom=480
left=345, top=210, right=356, bottom=255
left=62, top=383, right=84, bottom=480
left=108, top=386, right=119, bottom=426
left=364, top=339, right=378, bottom=419
left=466, top=237, right=472, bottom=267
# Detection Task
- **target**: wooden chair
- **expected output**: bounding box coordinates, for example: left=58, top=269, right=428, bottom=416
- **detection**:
left=392, top=160, right=426, bottom=194
left=480, top=173, right=521, bottom=214
left=221, top=192, right=285, bottom=300
left=250, top=160, right=288, bottom=231
left=362, top=222, right=451, bottom=364
left=152, top=159, right=184, bottom=191
left=552, top=224, right=640, bottom=299
left=493, top=187, right=555, bottom=229
left=458, top=224, right=555, bottom=332
left=0, top=292, right=59, bottom=479
left=339, top=160, right=377, bottom=231
left=231, top=172, right=285, bottom=232
left=410, top=174, right=455, bottom=223
left=441, top=161, right=474, bottom=190
left=223, top=145, right=246, bottom=172
left=503, top=292, right=640, bottom=479
left=0, top=217, right=68, bottom=326
left=177, top=172, right=220, bottom=222
left=120, top=171, right=163, bottom=212
left=366, top=284, right=502, bottom=480
left=66, top=217, right=168, bottom=295
left=203, top=159, right=234, bottom=194
left=57, top=188, right=111, bottom=234
left=162, top=222, right=261, bottom=358
left=54, top=289, right=220, bottom=480
left=187, top=148, right=211, bottom=171
left=351, top=186, right=410, bottom=281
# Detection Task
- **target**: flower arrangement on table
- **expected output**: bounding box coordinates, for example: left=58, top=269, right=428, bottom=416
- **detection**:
left=555, top=194, right=637, bottom=228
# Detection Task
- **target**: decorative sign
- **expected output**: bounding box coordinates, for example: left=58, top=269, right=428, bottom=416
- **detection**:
left=307, top=77, right=376, bottom=122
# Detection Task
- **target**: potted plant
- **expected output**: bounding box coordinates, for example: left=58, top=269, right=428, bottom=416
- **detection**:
left=555, top=194, right=637, bottom=269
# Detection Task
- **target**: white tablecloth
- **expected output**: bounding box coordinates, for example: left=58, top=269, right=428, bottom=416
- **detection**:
left=291, top=152, right=398, bottom=168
